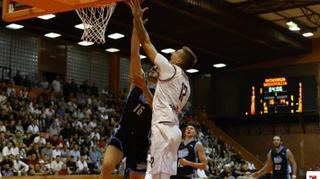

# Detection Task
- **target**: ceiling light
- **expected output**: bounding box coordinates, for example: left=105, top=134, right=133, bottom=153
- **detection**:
left=37, top=14, right=56, bottom=20
left=44, top=32, right=61, bottom=38
left=286, top=21, right=296, bottom=26
left=161, top=48, right=176, bottom=54
left=289, top=26, right=300, bottom=31
left=5, top=23, right=24, bottom=30
left=140, top=55, right=146, bottom=59
left=108, top=33, right=125, bottom=39
left=286, top=21, right=300, bottom=31
left=78, top=41, right=94, bottom=46
left=302, top=32, right=314, bottom=37
left=213, top=63, right=226, bottom=68
left=74, top=23, right=92, bottom=30
left=186, top=69, right=199, bottom=73
left=105, top=48, right=120, bottom=52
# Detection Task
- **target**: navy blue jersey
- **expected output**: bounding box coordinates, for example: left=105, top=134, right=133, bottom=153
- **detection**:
left=119, top=86, right=154, bottom=137
left=271, top=147, right=290, bottom=178
left=176, top=140, right=199, bottom=176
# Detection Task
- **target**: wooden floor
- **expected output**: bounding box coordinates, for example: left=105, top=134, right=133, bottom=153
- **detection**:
left=0, top=175, right=123, bottom=179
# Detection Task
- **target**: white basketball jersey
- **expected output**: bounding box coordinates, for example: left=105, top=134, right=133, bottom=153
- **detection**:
left=152, top=65, right=190, bottom=125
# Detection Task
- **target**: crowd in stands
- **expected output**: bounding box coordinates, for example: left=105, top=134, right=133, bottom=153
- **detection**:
left=0, top=75, right=125, bottom=176
left=1, top=74, right=255, bottom=178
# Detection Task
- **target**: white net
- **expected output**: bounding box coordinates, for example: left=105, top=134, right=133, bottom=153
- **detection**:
left=76, top=3, right=116, bottom=44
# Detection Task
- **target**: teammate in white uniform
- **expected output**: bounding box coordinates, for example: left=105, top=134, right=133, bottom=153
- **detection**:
left=127, top=1, right=198, bottom=178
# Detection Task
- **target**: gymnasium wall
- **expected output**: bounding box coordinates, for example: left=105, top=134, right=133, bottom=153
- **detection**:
left=0, top=28, right=112, bottom=89
left=0, top=29, right=38, bottom=81
left=0, top=28, right=158, bottom=92
left=201, top=38, right=320, bottom=118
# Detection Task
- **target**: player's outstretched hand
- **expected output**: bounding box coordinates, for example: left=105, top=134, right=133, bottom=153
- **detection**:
left=178, top=158, right=189, bottom=167
left=127, top=0, right=149, bottom=18
left=129, top=72, right=147, bottom=90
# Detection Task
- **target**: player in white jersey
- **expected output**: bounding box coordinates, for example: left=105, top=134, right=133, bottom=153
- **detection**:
left=127, top=1, right=198, bottom=178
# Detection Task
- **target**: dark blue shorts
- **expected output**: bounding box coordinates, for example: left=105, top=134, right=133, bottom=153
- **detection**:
left=108, top=128, right=150, bottom=173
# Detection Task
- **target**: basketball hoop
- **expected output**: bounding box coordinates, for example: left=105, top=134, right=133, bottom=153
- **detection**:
left=76, top=3, right=116, bottom=44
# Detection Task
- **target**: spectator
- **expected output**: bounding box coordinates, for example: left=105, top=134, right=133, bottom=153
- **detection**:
left=65, top=155, right=76, bottom=174
left=13, top=70, right=23, bottom=86
left=80, top=80, right=89, bottom=94
left=27, top=120, right=40, bottom=135
left=52, top=76, right=62, bottom=93
left=49, top=118, right=61, bottom=137
left=6, top=120, right=16, bottom=134
left=89, top=146, right=102, bottom=169
left=39, top=155, right=51, bottom=174
left=12, top=130, right=24, bottom=145
left=15, top=120, right=24, bottom=133
left=2, top=141, right=18, bottom=157
left=27, top=153, right=39, bottom=168
left=69, top=79, right=78, bottom=95
left=0, top=121, right=6, bottom=132
left=90, top=82, right=98, bottom=96
left=12, top=155, right=29, bottom=176
left=52, top=145, right=62, bottom=159
left=22, top=75, right=32, bottom=88
left=221, top=164, right=236, bottom=179
left=76, top=155, right=89, bottom=174
left=58, top=164, right=71, bottom=175
left=33, top=132, right=47, bottom=145
left=1, top=163, right=14, bottom=176
left=68, top=144, right=81, bottom=162
left=19, top=143, right=28, bottom=160
left=29, top=163, right=47, bottom=176
left=51, top=155, right=64, bottom=174
left=41, top=143, right=53, bottom=159
left=56, top=135, right=65, bottom=148
left=40, top=76, right=49, bottom=89
left=0, top=156, right=14, bottom=173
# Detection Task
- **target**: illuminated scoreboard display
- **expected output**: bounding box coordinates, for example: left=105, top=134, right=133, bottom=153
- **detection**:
left=247, top=77, right=303, bottom=115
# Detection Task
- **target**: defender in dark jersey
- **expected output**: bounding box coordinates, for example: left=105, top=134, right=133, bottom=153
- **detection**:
left=253, top=135, right=297, bottom=179
left=171, top=124, right=207, bottom=179
left=100, top=20, right=158, bottom=179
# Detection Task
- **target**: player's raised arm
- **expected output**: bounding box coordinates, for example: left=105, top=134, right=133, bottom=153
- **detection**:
left=127, top=0, right=158, bottom=63
left=130, top=72, right=154, bottom=107
left=129, top=21, right=142, bottom=91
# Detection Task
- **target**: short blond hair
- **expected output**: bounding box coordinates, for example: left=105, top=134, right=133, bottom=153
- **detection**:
left=181, top=46, right=197, bottom=70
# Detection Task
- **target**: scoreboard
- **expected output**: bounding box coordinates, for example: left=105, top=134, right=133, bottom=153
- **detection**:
left=246, top=77, right=306, bottom=116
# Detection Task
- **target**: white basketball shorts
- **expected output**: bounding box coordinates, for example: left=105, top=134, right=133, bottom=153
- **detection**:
left=149, top=122, right=182, bottom=176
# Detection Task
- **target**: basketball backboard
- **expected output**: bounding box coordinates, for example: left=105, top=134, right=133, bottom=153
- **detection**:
left=2, top=0, right=120, bottom=22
